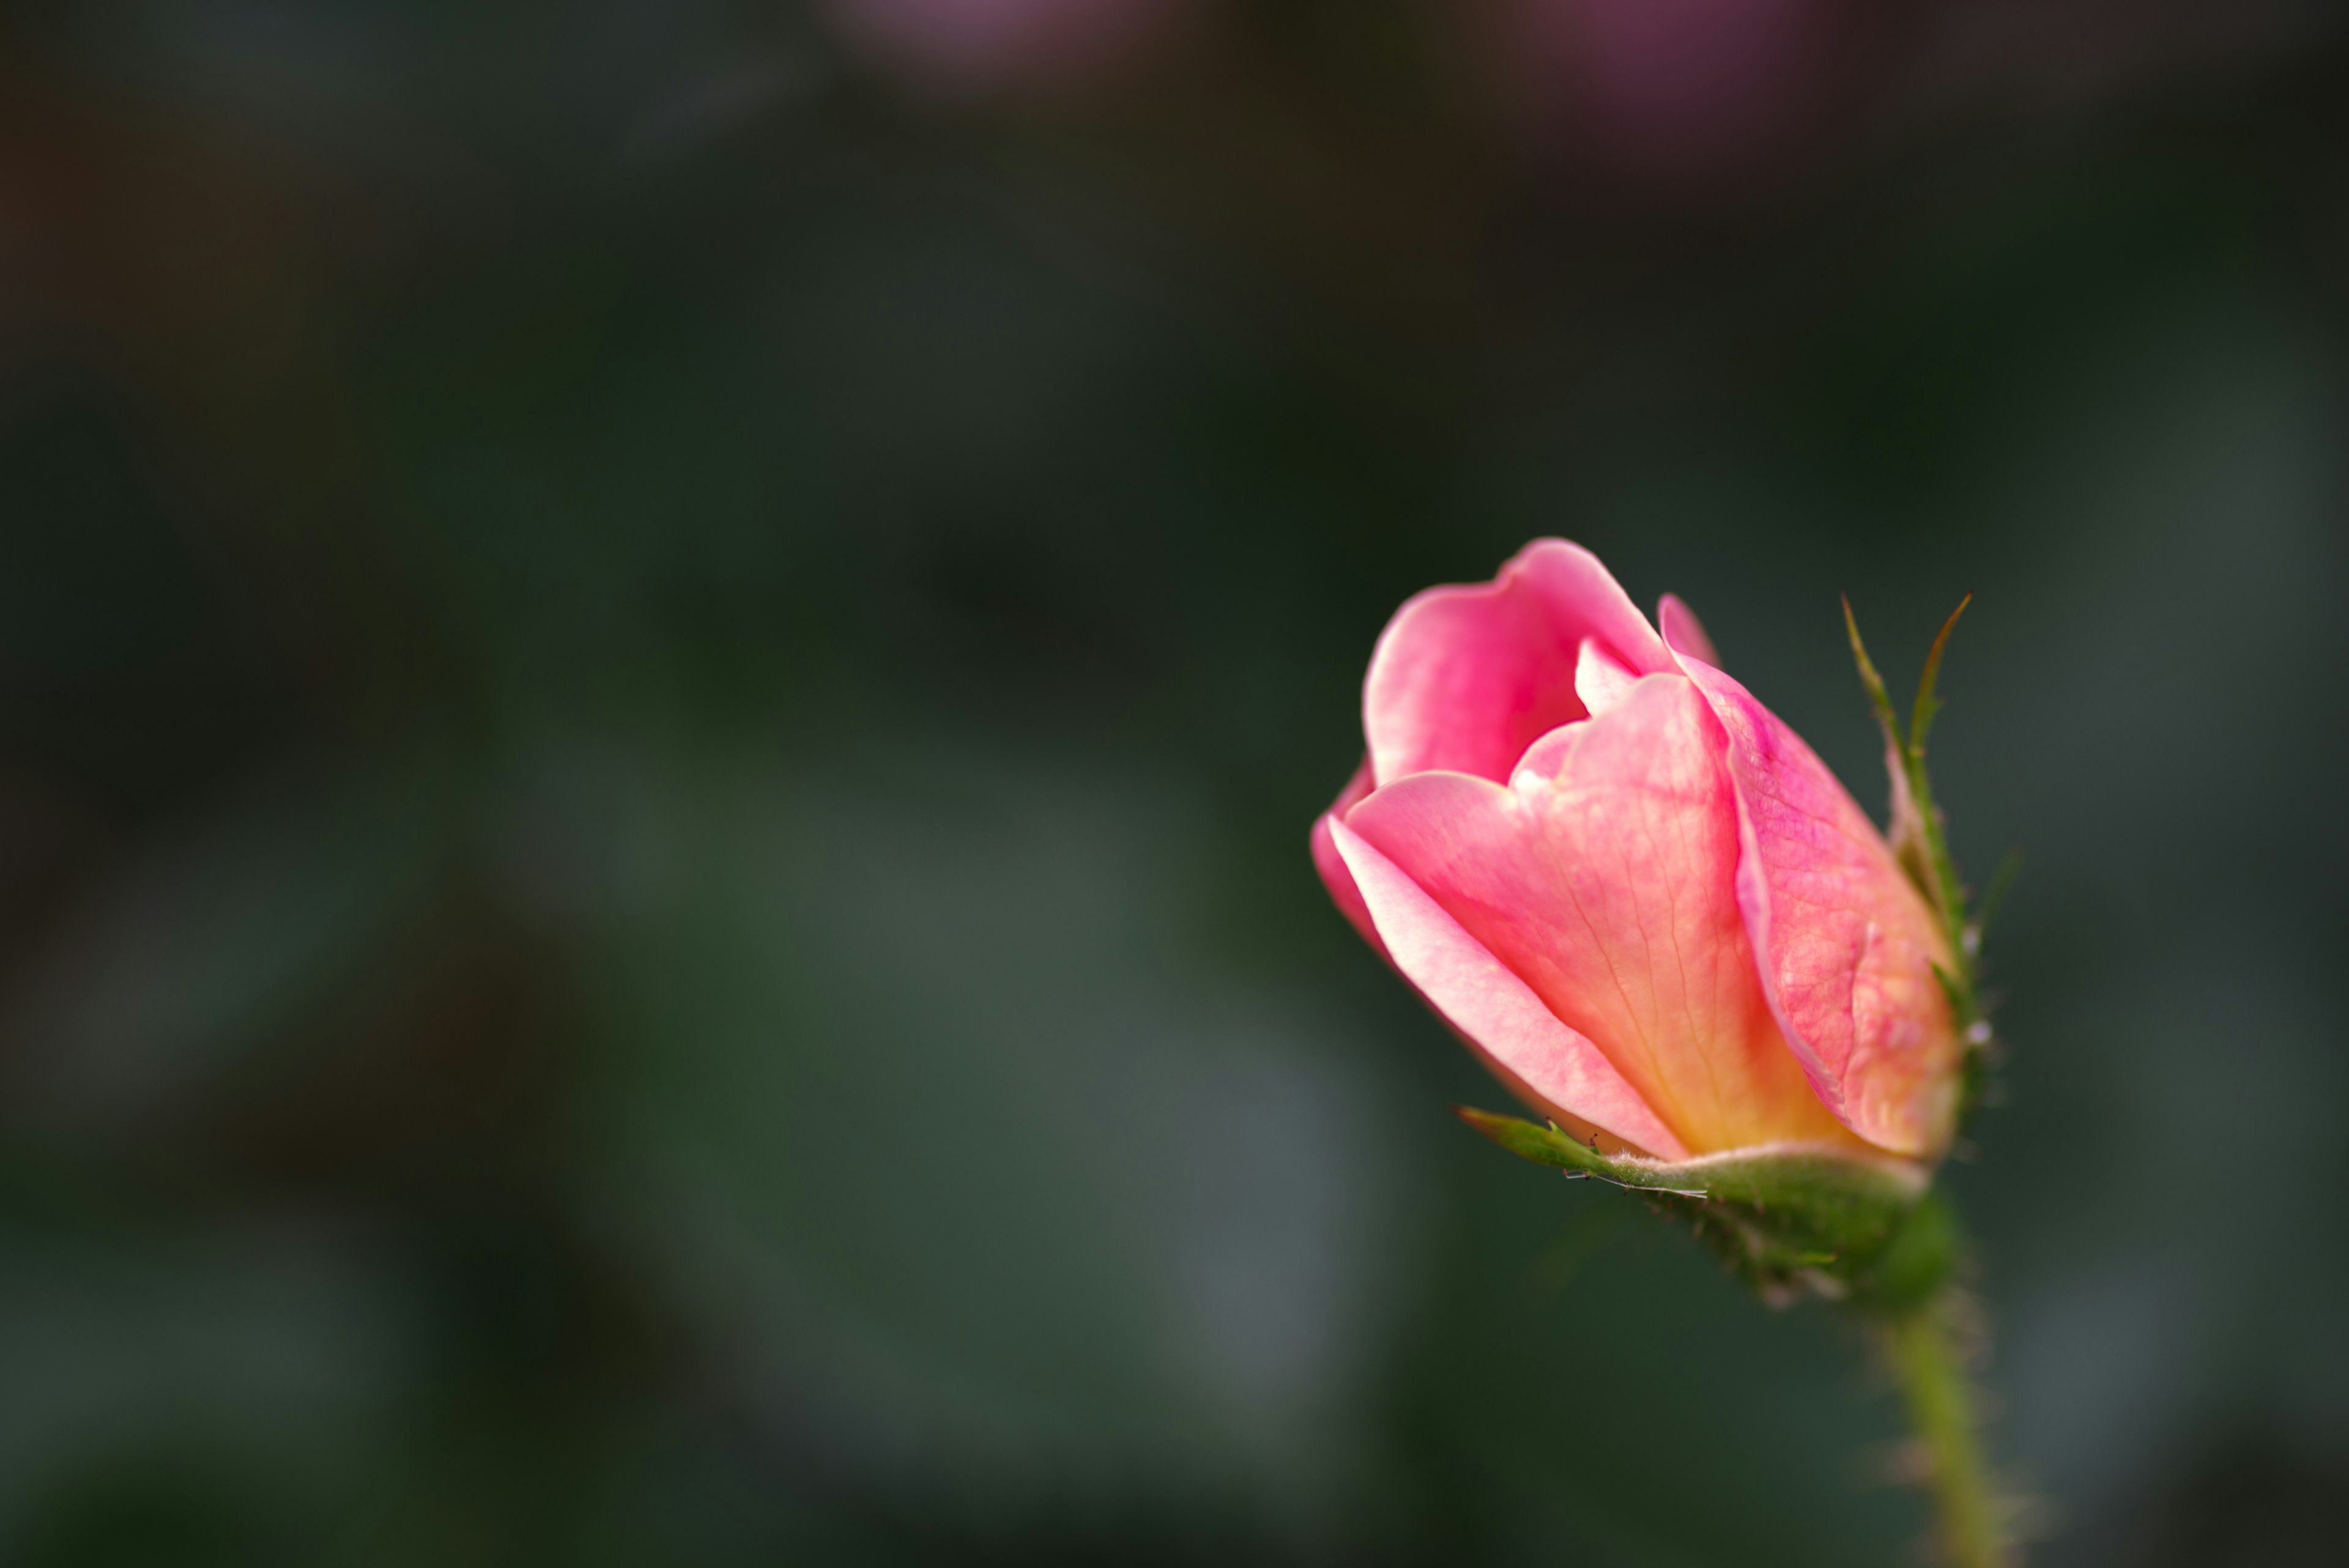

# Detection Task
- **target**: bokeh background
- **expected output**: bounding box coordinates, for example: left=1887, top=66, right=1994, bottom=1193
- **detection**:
left=0, top=2, right=2343, bottom=1564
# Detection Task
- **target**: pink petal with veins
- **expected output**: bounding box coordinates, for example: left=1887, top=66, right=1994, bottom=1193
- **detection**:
left=1674, top=655, right=1961, bottom=1156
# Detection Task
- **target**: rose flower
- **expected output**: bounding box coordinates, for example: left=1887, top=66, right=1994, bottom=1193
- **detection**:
left=1313, top=540, right=1961, bottom=1165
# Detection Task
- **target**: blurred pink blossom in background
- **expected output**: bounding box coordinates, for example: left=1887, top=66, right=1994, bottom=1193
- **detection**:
left=1497, top=0, right=1837, bottom=176
left=828, top=0, right=1186, bottom=95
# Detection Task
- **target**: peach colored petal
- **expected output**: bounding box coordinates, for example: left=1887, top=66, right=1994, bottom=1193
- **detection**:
left=1309, top=757, right=1385, bottom=960
left=1362, top=539, right=1673, bottom=787
left=1329, top=818, right=1687, bottom=1159
left=1674, top=655, right=1961, bottom=1157
left=1659, top=592, right=1720, bottom=666
left=1347, top=674, right=1850, bottom=1156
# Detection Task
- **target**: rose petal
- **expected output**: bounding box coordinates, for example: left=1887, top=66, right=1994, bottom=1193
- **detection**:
left=1347, top=673, right=1852, bottom=1155
left=1329, top=817, right=1687, bottom=1159
left=1575, top=637, right=1641, bottom=717
left=1659, top=592, right=1720, bottom=666
left=1310, top=757, right=1386, bottom=960
left=1674, top=656, right=1961, bottom=1156
left=1362, top=539, right=1674, bottom=786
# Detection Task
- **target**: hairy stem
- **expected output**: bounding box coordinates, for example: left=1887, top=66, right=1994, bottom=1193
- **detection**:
left=1885, top=1295, right=2010, bottom=1567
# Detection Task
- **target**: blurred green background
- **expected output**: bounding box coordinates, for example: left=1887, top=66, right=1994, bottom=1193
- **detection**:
left=0, top=2, right=2342, bottom=1564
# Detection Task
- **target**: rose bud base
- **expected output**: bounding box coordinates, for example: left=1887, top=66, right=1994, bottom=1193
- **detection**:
left=1457, top=1108, right=1957, bottom=1311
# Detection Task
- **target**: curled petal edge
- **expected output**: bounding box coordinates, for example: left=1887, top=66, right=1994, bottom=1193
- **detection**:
left=1310, top=757, right=1385, bottom=960
left=1658, top=593, right=1720, bottom=666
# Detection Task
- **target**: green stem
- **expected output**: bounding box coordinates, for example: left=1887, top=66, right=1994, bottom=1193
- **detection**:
left=1884, top=1295, right=2009, bottom=1567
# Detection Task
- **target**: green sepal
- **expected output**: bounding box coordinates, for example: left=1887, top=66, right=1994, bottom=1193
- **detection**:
left=1842, top=594, right=1940, bottom=912
left=1842, top=593, right=2011, bottom=1128
left=1457, top=1109, right=1949, bottom=1307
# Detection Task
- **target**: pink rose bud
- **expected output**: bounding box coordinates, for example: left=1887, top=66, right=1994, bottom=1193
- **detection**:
left=1313, top=540, right=1962, bottom=1167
